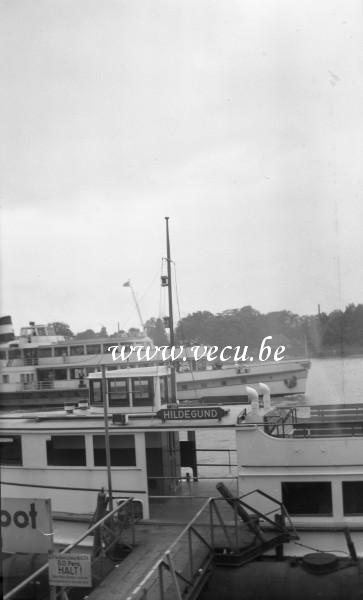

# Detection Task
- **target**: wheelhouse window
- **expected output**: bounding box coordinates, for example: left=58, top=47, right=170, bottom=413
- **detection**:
left=160, top=376, right=170, bottom=403
left=132, top=377, right=153, bottom=406
left=342, top=482, right=363, bottom=515
left=46, top=435, right=86, bottom=466
left=108, top=378, right=128, bottom=407
left=93, top=435, right=136, bottom=466
left=0, top=435, right=22, bottom=465
left=281, top=482, right=332, bottom=516
left=89, top=380, right=102, bottom=404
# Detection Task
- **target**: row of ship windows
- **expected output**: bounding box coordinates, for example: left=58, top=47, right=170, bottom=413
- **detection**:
left=179, top=379, right=241, bottom=390
left=282, top=481, right=363, bottom=517
left=1, top=439, right=362, bottom=517
left=0, top=434, right=136, bottom=467
left=1, top=367, right=153, bottom=385
left=0, top=344, right=138, bottom=360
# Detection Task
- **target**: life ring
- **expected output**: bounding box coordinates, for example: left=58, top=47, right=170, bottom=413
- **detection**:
left=284, top=375, right=297, bottom=389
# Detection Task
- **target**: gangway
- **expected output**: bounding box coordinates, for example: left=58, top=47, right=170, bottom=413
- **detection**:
left=125, top=486, right=298, bottom=600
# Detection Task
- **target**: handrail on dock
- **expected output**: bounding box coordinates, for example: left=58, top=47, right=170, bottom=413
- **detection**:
left=126, top=489, right=297, bottom=600
left=4, top=497, right=137, bottom=600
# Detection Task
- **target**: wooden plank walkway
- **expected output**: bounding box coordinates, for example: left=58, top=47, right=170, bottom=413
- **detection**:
left=86, top=522, right=186, bottom=600
left=87, top=521, right=257, bottom=600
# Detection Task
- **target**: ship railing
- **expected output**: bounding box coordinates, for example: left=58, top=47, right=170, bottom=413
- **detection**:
left=237, top=488, right=299, bottom=538
left=264, top=405, right=363, bottom=439
left=23, top=357, right=39, bottom=366
left=18, top=380, right=88, bottom=391
left=292, top=422, right=363, bottom=438
left=263, top=407, right=297, bottom=437
left=3, top=496, right=138, bottom=600
left=126, top=489, right=297, bottom=600
left=124, top=497, right=232, bottom=600
left=20, top=380, right=55, bottom=390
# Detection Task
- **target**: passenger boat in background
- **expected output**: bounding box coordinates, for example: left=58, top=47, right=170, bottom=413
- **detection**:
left=0, top=218, right=311, bottom=410
left=0, top=316, right=310, bottom=409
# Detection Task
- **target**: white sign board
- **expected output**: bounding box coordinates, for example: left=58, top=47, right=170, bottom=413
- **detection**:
left=49, top=553, right=92, bottom=588
left=1, top=497, right=53, bottom=553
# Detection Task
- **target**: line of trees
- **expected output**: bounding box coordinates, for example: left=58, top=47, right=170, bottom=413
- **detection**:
left=175, top=304, right=363, bottom=357
left=50, top=303, right=363, bottom=357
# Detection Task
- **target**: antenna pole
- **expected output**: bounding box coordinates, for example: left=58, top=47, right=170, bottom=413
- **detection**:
left=101, top=364, right=113, bottom=510
left=165, top=217, right=177, bottom=403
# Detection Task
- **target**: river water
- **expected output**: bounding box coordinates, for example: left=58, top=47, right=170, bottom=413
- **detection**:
left=306, top=356, right=363, bottom=404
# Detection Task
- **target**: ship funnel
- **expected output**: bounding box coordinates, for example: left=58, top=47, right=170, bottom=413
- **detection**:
left=0, top=316, right=15, bottom=344
left=258, top=382, right=271, bottom=411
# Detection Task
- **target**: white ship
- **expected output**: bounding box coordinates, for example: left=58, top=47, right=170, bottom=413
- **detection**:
left=0, top=317, right=310, bottom=409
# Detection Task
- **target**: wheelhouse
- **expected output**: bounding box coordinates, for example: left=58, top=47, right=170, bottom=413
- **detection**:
left=88, top=366, right=172, bottom=412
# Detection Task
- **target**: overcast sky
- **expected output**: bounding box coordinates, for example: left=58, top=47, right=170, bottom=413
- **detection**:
left=1, top=0, right=363, bottom=334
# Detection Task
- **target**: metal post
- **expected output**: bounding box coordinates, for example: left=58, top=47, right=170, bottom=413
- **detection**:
left=165, top=217, right=177, bottom=404
left=210, top=500, right=215, bottom=548
left=131, top=500, right=136, bottom=546
left=158, top=563, right=165, bottom=600
left=101, top=365, right=113, bottom=511
left=234, top=500, right=239, bottom=552
left=188, top=528, right=194, bottom=580
left=166, top=552, right=182, bottom=600
left=49, top=586, right=57, bottom=600
left=187, top=430, right=198, bottom=481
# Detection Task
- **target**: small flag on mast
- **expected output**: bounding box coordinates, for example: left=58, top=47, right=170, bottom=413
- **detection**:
left=123, top=280, right=130, bottom=287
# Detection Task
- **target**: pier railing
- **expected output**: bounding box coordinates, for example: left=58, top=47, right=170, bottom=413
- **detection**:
left=3, top=497, right=137, bottom=600
left=125, top=492, right=296, bottom=600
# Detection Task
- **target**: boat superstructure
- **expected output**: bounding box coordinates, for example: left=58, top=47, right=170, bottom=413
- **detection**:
left=1, top=361, right=362, bottom=532
left=237, top=401, right=363, bottom=530
left=0, top=366, right=184, bottom=519
left=0, top=318, right=310, bottom=409
left=3, top=365, right=363, bottom=600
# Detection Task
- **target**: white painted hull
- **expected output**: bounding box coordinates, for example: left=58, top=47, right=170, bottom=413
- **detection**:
left=177, top=361, right=310, bottom=402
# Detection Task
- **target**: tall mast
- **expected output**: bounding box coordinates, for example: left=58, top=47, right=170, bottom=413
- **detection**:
left=165, top=217, right=177, bottom=403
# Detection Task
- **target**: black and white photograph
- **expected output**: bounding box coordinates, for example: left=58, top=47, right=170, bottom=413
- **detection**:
left=1, top=1, right=363, bottom=598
